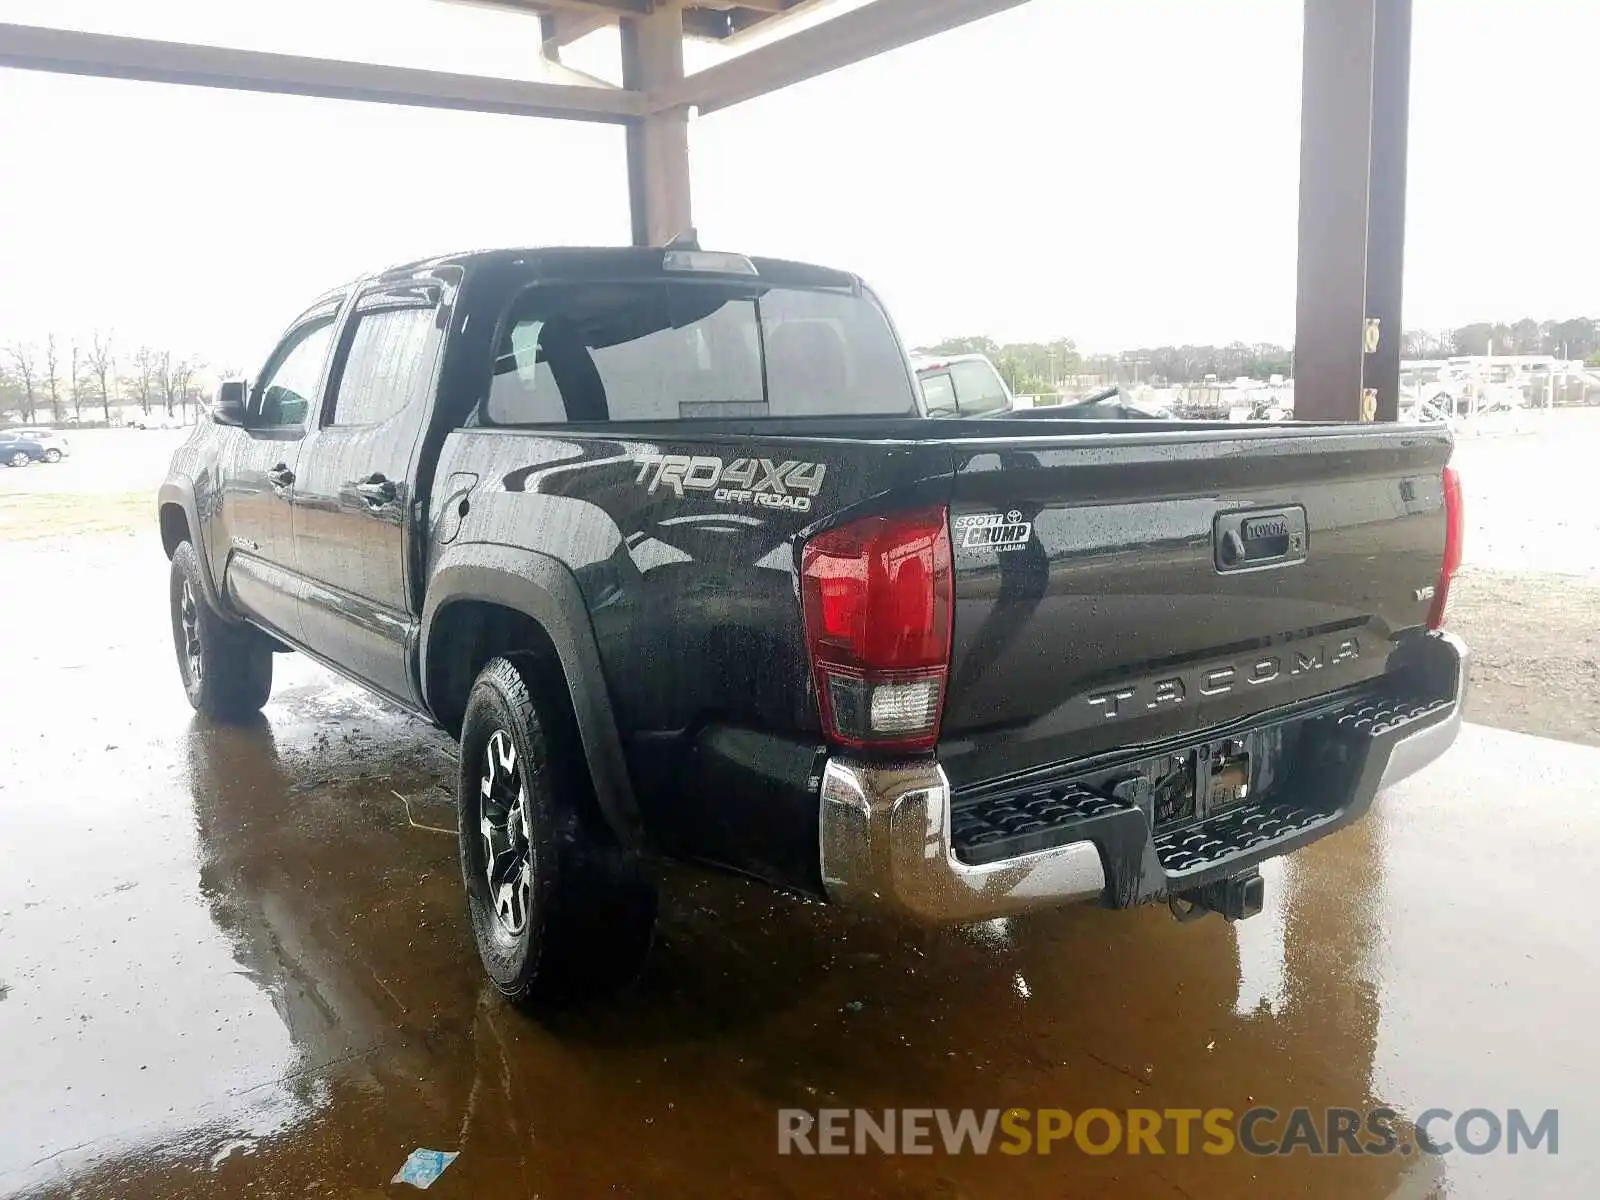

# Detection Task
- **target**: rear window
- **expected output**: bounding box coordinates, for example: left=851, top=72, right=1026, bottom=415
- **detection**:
left=949, top=359, right=1011, bottom=416
left=918, top=370, right=958, bottom=416
left=484, top=282, right=915, bottom=424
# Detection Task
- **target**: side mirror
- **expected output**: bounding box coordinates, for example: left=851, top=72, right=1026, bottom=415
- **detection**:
left=212, top=379, right=249, bottom=426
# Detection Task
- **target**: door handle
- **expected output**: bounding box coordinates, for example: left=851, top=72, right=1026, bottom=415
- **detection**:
left=354, top=475, right=397, bottom=506
left=267, top=464, right=295, bottom=489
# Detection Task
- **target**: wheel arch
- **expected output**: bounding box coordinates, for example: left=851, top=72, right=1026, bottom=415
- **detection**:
left=421, top=543, right=646, bottom=852
left=158, top=479, right=226, bottom=614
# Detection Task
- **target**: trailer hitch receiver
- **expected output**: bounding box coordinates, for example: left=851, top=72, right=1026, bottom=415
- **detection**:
left=1172, top=870, right=1265, bottom=923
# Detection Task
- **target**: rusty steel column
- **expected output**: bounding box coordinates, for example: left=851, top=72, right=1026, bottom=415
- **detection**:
left=1363, top=0, right=1413, bottom=422
left=1293, top=0, right=1377, bottom=422
left=621, top=8, right=692, bottom=247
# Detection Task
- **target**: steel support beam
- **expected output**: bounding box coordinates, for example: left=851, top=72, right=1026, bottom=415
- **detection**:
left=622, top=8, right=693, bottom=246
left=1293, top=0, right=1377, bottom=422
left=656, top=0, right=1031, bottom=115
left=540, top=10, right=612, bottom=56
left=1363, top=0, right=1413, bottom=422
left=0, top=21, right=642, bottom=122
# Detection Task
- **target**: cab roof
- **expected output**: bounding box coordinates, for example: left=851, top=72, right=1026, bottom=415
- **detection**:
left=375, top=246, right=862, bottom=293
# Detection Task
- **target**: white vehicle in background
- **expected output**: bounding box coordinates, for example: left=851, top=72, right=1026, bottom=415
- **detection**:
left=911, top=353, right=1017, bottom=417
left=130, top=411, right=186, bottom=430
left=12, top=428, right=71, bottom=462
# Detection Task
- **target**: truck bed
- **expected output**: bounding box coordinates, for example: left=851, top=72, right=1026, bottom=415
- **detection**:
left=430, top=416, right=1453, bottom=880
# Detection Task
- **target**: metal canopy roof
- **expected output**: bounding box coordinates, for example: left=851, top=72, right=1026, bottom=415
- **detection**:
left=457, top=0, right=822, bottom=55
left=0, top=0, right=1417, bottom=422
left=0, top=0, right=1031, bottom=123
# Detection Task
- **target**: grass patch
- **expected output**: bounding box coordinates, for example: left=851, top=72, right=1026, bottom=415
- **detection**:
left=0, top=490, right=153, bottom=541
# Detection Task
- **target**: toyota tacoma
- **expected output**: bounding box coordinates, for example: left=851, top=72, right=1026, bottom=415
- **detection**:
left=157, top=244, right=1467, bottom=1004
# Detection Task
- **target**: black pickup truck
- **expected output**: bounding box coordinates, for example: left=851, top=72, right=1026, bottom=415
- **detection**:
left=158, top=244, right=1467, bottom=1004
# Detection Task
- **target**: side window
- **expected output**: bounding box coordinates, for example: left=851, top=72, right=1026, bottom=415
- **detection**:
left=329, top=306, right=437, bottom=427
left=252, top=319, right=335, bottom=428
left=919, top=371, right=958, bottom=416
left=950, top=360, right=1011, bottom=416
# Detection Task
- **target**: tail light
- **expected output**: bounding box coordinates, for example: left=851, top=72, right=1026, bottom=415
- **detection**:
left=800, top=506, right=953, bottom=753
left=1427, top=465, right=1463, bottom=629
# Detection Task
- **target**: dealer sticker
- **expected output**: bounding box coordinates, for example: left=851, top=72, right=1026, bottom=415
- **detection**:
left=954, top=510, right=1033, bottom=553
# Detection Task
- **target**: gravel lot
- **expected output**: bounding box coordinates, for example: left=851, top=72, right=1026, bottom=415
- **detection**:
left=1448, top=410, right=1600, bottom=746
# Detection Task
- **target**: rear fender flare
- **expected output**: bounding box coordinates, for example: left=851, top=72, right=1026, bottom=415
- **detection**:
left=421, top=542, right=645, bottom=850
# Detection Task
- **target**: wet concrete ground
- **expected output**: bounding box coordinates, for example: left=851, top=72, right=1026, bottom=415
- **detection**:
left=3, top=533, right=1598, bottom=1198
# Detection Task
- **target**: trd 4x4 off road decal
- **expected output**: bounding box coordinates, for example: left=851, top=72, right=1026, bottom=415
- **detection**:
left=633, top=453, right=827, bottom=513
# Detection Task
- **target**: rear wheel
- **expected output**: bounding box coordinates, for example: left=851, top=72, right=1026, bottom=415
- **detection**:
left=169, top=541, right=273, bottom=720
left=43, top=449, right=62, bottom=464
left=7, top=451, right=29, bottom=468
left=458, top=655, right=656, bottom=1006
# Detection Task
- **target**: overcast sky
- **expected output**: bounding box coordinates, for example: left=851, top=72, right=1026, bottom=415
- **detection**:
left=0, top=0, right=1595, bottom=370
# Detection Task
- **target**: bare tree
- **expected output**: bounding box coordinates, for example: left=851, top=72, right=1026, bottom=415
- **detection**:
left=87, top=330, right=116, bottom=424
left=157, top=350, right=176, bottom=417
left=170, top=357, right=201, bottom=423
left=159, top=352, right=202, bottom=422
left=0, top=366, right=18, bottom=423
left=128, top=346, right=159, bottom=416
left=69, top=340, right=84, bottom=421
left=44, top=335, right=63, bottom=424
left=5, top=343, right=40, bottom=423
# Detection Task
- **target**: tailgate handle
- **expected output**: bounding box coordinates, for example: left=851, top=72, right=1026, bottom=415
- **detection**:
left=1215, top=507, right=1307, bottom=572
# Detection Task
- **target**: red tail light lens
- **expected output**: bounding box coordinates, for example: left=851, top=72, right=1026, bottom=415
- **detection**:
left=1428, top=465, right=1463, bottom=630
left=800, top=506, right=953, bottom=752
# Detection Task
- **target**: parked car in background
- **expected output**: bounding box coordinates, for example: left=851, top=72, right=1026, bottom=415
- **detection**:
left=13, top=429, right=71, bottom=462
left=0, top=432, right=49, bottom=467
left=912, top=353, right=1015, bottom=417
left=130, top=412, right=185, bottom=430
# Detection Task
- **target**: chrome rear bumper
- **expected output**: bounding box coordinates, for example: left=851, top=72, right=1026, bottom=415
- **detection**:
left=819, top=759, right=1107, bottom=924
left=1377, top=632, right=1469, bottom=790
left=819, top=633, right=1467, bottom=925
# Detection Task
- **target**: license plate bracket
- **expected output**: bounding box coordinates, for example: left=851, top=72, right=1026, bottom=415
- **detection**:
left=1150, top=739, right=1256, bottom=833
left=1207, top=745, right=1252, bottom=812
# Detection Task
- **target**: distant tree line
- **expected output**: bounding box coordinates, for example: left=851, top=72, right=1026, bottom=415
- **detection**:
left=920, top=315, right=1600, bottom=396
left=0, top=332, right=210, bottom=425
left=917, top=335, right=1294, bottom=393
left=914, top=336, right=1084, bottom=397
left=1402, top=316, right=1599, bottom=363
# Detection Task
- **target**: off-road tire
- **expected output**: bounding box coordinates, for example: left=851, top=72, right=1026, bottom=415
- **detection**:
left=169, top=540, right=273, bottom=720
left=458, top=655, right=656, bottom=1006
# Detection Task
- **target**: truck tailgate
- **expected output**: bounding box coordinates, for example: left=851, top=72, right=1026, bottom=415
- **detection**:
left=936, top=425, right=1454, bottom=790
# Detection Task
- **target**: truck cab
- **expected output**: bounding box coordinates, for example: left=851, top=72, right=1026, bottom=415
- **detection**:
left=911, top=352, right=1016, bottom=417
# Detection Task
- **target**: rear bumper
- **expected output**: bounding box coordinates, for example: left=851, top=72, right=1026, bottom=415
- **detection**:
left=819, top=758, right=1109, bottom=923
left=820, top=632, right=1467, bottom=924
left=1377, top=635, right=1468, bottom=789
